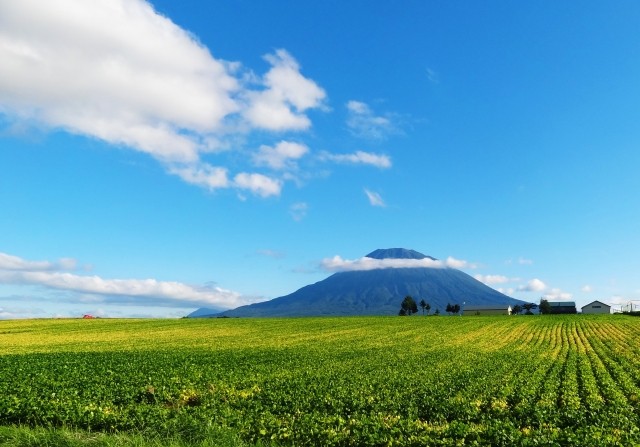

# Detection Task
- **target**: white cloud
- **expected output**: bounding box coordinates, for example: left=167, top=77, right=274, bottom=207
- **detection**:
left=0, top=252, right=76, bottom=272
left=289, top=202, right=308, bottom=221
left=320, top=150, right=391, bottom=169
left=0, top=252, right=55, bottom=271
left=168, top=163, right=229, bottom=190
left=346, top=100, right=397, bottom=140
left=444, top=257, right=473, bottom=269
left=497, top=287, right=516, bottom=296
left=542, top=288, right=573, bottom=301
left=0, top=2, right=327, bottom=198
left=364, top=189, right=386, bottom=207
left=581, top=285, right=593, bottom=293
left=518, top=278, right=547, bottom=292
left=233, top=172, right=282, bottom=198
left=243, top=49, right=326, bottom=131
left=0, top=0, right=236, bottom=162
left=253, top=141, right=309, bottom=170
left=0, top=252, right=250, bottom=309
left=320, top=255, right=470, bottom=272
left=474, top=274, right=510, bottom=285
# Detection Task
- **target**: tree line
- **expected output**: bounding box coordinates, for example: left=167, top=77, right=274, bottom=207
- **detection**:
left=399, top=296, right=550, bottom=316
left=398, top=296, right=459, bottom=316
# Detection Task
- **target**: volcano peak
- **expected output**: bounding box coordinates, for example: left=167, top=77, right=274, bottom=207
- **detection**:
left=365, top=248, right=436, bottom=261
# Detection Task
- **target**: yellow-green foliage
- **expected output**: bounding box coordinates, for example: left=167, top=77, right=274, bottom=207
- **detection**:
left=1, top=315, right=640, bottom=446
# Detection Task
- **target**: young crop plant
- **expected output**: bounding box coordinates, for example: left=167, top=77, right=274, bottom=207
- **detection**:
left=1, top=316, right=640, bottom=446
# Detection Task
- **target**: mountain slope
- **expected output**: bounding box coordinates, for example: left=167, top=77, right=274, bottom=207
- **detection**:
left=189, top=248, right=524, bottom=318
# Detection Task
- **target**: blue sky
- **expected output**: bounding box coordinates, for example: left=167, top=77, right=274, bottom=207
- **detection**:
left=1, top=0, right=639, bottom=318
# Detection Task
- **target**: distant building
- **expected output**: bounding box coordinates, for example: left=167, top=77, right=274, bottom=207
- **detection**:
left=581, top=300, right=611, bottom=314
left=82, top=314, right=96, bottom=319
left=620, top=301, right=640, bottom=313
left=463, top=305, right=512, bottom=316
left=547, top=301, right=577, bottom=314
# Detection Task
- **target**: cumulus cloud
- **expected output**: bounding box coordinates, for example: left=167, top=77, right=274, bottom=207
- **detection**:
left=243, top=50, right=326, bottom=130
left=0, top=0, right=236, bottom=161
left=233, top=172, right=282, bottom=197
left=320, top=255, right=470, bottom=272
left=346, top=100, right=398, bottom=140
left=364, top=189, right=386, bottom=207
left=474, top=274, right=510, bottom=285
left=0, top=1, right=326, bottom=197
left=320, top=150, right=391, bottom=169
left=542, top=288, right=573, bottom=301
left=518, top=278, right=547, bottom=292
left=253, top=141, right=309, bottom=170
left=0, top=251, right=250, bottom=308
left=581, top=285, right=593, bottom=293
left=168, top=164, right=229, bottom=190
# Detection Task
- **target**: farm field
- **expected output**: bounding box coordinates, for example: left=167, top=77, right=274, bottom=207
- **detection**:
left=1, top=315, right=640, bottom=446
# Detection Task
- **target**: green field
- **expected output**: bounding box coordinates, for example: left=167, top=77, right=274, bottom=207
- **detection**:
left=1, top=315, right=640, bottom=446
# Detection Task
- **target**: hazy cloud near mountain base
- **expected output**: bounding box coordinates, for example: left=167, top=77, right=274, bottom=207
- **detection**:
left=321, top=255, right=471, bottom=272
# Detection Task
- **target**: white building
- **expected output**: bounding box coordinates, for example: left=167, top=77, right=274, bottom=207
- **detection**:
left=581, top=300, right=611, bottom=314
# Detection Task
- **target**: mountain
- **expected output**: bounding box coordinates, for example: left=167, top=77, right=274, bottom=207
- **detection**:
left=188, top=248, right=525, bottom=318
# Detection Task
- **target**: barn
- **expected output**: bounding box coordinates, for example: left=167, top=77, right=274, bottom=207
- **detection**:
left=547, top=301, right=577, bottom=314
left=463, top=305, right=512, bottom=316
left=581, top=300, right=611, bottom=314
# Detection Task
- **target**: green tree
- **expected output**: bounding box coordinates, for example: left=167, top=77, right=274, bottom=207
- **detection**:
left=400, top=296, right=418, bottom=316
left=523, top=303, right=538, bottom=315
left=446, top=303, right=461, bottom=315
left=512, top=304, right=523, bottom=315
left=539, top=299, right=551, bottom=315
left=419, top=299, right=429, bottom=316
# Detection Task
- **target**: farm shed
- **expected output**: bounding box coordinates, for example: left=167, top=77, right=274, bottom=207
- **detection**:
left=547, top=301, right=577, bottom=314
left=463, top=305, right=512, bottom=316
left=581, top=300, right=611, bottom=314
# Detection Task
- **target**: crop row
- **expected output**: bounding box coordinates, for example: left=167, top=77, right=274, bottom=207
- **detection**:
left=1, top=316, right=639, bottom=445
